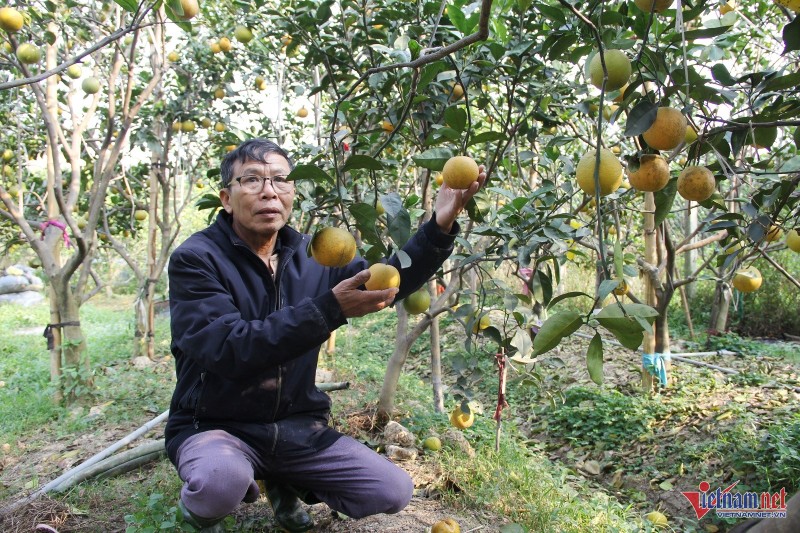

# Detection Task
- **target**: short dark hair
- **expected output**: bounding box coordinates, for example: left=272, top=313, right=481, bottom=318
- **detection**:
left=220, top=139, right=295, bottom=188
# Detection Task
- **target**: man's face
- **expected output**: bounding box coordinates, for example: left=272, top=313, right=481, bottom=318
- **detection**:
left=220, top=152, right=295, bottom=245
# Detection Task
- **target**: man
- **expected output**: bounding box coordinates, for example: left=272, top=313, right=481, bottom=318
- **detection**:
left=165, top=138, right=485, bottom=532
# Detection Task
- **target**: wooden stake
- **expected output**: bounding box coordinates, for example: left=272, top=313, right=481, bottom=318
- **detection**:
left=642, top=192, right=657, bottom=393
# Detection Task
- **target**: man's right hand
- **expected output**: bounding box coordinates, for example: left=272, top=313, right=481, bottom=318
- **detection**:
left=332, top=269, right=398, bottom=318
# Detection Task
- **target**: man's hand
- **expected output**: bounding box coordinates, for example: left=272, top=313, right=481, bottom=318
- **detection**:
left=332, top=269, right=398, bottom=318
left=434, top=164, right=487, bottom=233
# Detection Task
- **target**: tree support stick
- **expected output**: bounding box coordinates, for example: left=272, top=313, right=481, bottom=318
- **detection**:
left=641, top=192, right=658, bottom=392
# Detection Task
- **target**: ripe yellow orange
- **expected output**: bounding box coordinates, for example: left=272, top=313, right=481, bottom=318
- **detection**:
left=179, top=0, right=199, bottom=20
left=613, top=279, right=628, bottom=296
left=471, top=313, right=490, bottom=334
left=214, top=87, right=225, bottom=99
left=422, top=436, right=442, bottom=451
left=311, top=227, right=357, bottom=268
left=0, top=7, right=24, bottom=32
left=677, top=166, right=715, bottom=202
left=214, top=122, right=226, bottom=132
left=786, top=229, right=800, bottom=252
left=644, top=511, right=669, bottom=527
left=281, top=33, right=292, bottom=46
left=235, top=26, right=253, bottom=44
left=628, top=154, right=670, bottom=192
left=225, top=144, right=237, bottom=152
left=764, top=225, right=783, bottom=242
left=642, top=107, right=687, bottom=151
left=732, top=267, right=762, bottom=293
left=66, top=64, right=82, bottom=79
left=403, top=288, right=431, bottom=315
left=210, top=42, right=221, bottom=54
left=432, top=518, right=460, bottom=533
left=167, top=51, right=180, bottom=62
left=364, top=263, right=400, bottom=290
left=685, top=125, right=698, bottom=144
left=720, top=0, right=736, bottom=14
left=774, top=0, right=800, bottom=11
left=297, top=107, right=309, bottom=118
left=449, top=405, right=474, bottom=429
left=576, top=148, right=623, bottom=196
left=435, top=173, right=443, bottom=186
left=181, top=120, right=195, bottom=132
left=381, top=119, right=394, bottom=132
left=134, top=209, right=148, bottom=221
left=634, top=0, right=674, bottom=12
left=15, top=43, right=41, bottom=64
left=442, top=155, right=479, bottom=190
left=588, top=49, right=631, bottom=92
left=218, top=37, right=232, bottom=52
left=451, top=83, right=464, bottom=99
left=200, top=117, right=212, bottom=128
left=2, top=149, right=12, bottom=161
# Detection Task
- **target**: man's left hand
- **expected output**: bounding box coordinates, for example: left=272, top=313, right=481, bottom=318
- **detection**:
left=433, top=165, right=487, bottom=233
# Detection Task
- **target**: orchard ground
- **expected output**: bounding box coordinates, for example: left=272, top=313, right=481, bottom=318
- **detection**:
left=0, top=295, right=798, bottom=532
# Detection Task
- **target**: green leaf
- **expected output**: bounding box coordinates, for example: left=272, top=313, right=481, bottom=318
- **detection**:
left=597, top=279, right=619, bottom=302
left=654, top=178, right=677, bottom=226
left=113, top=0, right=139, bottom=11
left=595, top=304, right=659, bottom=350
left=614, top=240, right=624, bottom=280
left=711, top=63, right=736, bottom=86
left=412, top=147, right=453, bottom=171
left=532, top=310, right=584, bottom=356
left=586, top=333, right=603, bottom=385
left=388, top=208, right=411, bottom=248
left=624, top=100, right=658, bottom=137
left=547, top=291, right=592, bottom=310
left=349, top=203, right=382, bottom=249
left=419, top=62, right=446, bottom=90
left=764, top=72, right=800, bottom=92
left=444, top=106, right=467, bottom=133
left=669, top=25, right=732, bottom=44
left=468, top=131, right=506, bottom=146
left=342, top=155, right=383, bottom=172
left=783, top=16, right=800, bottom=54
left=288, top=164, right=334, bottom=185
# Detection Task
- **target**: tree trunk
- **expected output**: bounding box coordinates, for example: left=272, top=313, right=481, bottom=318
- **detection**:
left=709, top=281, right=731, bottom=333
left=683, top=201, right=697, bottom=299
left=428, top=279, right=444, bottom=413
left=49, top=275, right=89, bottom=402
left=377, top=306, right=414, bottom=420
left=641, top=192, right=657, bottom=393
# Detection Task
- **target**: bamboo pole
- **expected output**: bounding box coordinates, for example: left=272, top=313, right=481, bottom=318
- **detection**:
left=1, top=410, right=169, bottom=516
left=641, top=192, right=657, bottom=392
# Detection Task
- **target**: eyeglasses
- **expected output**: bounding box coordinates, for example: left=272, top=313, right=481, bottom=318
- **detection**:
left=231, top=175, right=294, bottom=194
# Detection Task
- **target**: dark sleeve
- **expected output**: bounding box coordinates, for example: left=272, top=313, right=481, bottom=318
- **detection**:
left=168, top=247, right=345, bottom=380
left=324, top=212, right=458, bottom=301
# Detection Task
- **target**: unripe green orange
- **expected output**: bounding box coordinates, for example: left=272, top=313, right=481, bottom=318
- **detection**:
left=588, top=49, right=631, bottom=92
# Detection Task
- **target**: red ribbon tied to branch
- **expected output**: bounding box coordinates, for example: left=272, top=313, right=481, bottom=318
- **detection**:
left=40, top=219, right=71, bottom=248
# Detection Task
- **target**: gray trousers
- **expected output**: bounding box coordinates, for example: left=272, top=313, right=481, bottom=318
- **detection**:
left=175, top=429, right=414, bottom=521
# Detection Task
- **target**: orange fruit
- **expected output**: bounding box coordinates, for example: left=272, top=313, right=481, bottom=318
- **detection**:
left=179, top=0, right=199, bottom=20
left=364, top=263, right=400, bottom=290
left=628, top=154, right=670, bottom=192
left=732, top=267, right=762, bottom=293
left=0, top=7, right=24, bottom=32
left=634, top=0, right=674, bottom=12
left=576, top=148, right=623, bottom=196
left=403, top=288, right=430, bottom=315
left=764, top=225, right=783, bottom=242
left=311, top=227, right=357, bottom=267
left=642, top=107, right=687, bottom=151
left=432, top=518, right=461, bottom=533
left=785, top=229, right=800, bottom=252
left=677, top=166, right=715, bottom=202
left=449, top=405, right=474, bottom=429
left=588, top=49, right=631, bottom=92
left=442, top=156, right=479, bottom=190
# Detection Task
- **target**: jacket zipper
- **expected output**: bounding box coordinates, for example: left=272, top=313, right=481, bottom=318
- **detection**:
left=269, top=248, right=292, bottom=421
left=192, top=371, right=207, bottom=429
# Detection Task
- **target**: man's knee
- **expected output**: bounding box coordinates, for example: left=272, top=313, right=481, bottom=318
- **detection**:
left=181, top=455, right=255, bottom=519
left=380, top=470, right=414, bottom=514
left=344, top=468, right=413, bottom=519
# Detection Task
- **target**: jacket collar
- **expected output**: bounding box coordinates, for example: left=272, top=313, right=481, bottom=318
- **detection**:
left=214, top=211, right=306, bottom=253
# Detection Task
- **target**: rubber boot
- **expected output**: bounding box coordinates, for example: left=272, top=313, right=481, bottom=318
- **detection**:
left=178, top=499, right=226, bottom=532
left=264, top=481, right=315, bottom=532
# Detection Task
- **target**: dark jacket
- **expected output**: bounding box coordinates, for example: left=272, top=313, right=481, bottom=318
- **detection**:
left=164, top=211, right=457, bottom=464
